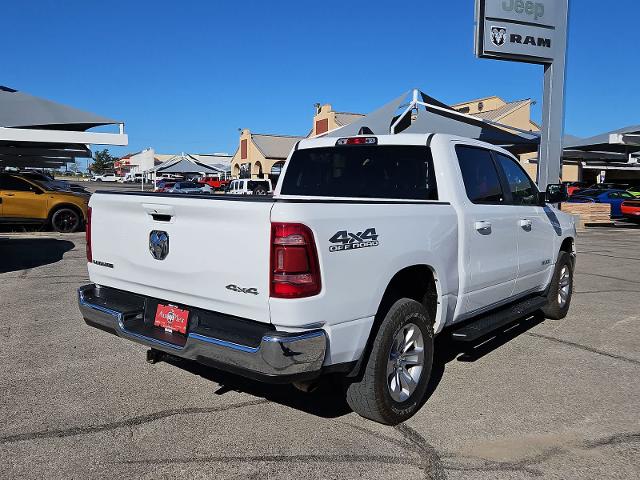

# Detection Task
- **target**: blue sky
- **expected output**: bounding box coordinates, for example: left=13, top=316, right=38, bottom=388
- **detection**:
left=3, top=0, right=638, bottom=160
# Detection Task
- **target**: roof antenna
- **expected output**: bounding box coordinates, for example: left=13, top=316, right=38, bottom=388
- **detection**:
left=358, top=126, right=374, bottom=135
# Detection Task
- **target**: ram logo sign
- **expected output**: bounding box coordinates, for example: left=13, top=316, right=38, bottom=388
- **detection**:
left=490, top=25, right=551, bottom=49
left=329, top=228, right=379, bottom=253
left=490, top=26, right=507, bottom=47
left=476, top=0, right=567, bottom=64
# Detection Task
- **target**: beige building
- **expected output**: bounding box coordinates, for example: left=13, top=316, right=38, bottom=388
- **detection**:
left=231, top=129, right=303, bottom=179
left=231, top=105, right=367, bottom=179
left=231, top=94, right=579, bottom=182
left=311, top=104, right=365, bottom=136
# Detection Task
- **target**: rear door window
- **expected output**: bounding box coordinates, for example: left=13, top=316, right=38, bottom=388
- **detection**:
left=280, top=145, right=438, bottom=200
left=455, top=146, right=504, bottom=204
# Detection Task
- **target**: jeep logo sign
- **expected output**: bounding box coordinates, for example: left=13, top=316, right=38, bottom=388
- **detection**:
left=502, top=0, right=545, bottom=21
left=475, top=0, right=568, bottom=64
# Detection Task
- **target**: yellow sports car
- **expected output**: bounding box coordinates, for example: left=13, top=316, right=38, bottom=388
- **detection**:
left=0, top=173, right=89, bottom=232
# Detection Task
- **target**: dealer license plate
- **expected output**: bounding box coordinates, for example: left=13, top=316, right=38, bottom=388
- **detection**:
left=154, top=304, right=189, bottom=334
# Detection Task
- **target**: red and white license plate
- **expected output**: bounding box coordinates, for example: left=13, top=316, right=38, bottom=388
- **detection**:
left=154, top=304, right=189, bottom=334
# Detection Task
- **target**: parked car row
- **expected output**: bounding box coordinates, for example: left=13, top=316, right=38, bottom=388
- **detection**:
left=567, top=189, right=637, bottom=218
left=90, top=173, right=154, bottom=183
left=153, top=178, right=273, bottom=196
left=563, top=181, right=640, bottom=198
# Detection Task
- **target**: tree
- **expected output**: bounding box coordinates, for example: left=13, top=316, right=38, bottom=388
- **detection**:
left=90, top=149, right=117, bottom=174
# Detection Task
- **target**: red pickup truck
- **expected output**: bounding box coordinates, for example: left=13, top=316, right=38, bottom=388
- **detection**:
left=197, top=175, right=230, bottom=191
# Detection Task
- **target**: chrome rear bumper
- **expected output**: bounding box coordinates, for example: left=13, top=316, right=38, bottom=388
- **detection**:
left=78, top=284, right=326, bottom=382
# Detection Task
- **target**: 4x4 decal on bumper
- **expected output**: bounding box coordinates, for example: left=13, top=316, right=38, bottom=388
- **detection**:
left=329, top=228, right=379, bottom=252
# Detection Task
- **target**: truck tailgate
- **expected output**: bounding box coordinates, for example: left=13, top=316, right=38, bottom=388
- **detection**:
left=88, top=193, right=274, bottom=323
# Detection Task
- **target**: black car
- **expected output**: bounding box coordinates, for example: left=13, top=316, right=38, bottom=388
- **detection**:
left=17, top=171, right=90, bottom=195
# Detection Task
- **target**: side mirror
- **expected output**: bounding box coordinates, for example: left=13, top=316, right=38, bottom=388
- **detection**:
left=541, top=184, right=568, bottom=204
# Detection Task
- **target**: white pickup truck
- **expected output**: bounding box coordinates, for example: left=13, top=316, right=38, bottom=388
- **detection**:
left=78, top=133, right=576, bottom=425
left=91, top=173, right=120, bottom=182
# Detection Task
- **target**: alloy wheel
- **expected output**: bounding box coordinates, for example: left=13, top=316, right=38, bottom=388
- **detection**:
left=558, top=265, right=571, bottom=308
left=386, top=322, right=424, bottom=402
left=52, top=209, right=80, bottom=233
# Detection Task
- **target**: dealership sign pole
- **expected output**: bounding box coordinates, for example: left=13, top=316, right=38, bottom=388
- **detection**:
left=475, top=0, right=569, bottom=189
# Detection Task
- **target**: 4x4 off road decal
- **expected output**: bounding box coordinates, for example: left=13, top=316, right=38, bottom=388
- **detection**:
left=329, top=228, right=379, bottom=252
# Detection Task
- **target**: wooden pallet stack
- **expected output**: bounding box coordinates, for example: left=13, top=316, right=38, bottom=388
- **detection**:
left=561, top=203, right=612, bottom=230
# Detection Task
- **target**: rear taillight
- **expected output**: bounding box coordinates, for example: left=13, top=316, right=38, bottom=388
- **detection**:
left=270, top=223, right=321, bottom=298
left=86, top=207, right=92, bottom=263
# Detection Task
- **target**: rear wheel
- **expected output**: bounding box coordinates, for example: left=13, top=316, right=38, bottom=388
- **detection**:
left=253, top=186, right=268, bottom=195
left=345, top=298, right=434, bottom=425
left=542, top=252, right=574, bottom=320
left=51, top=207, right=81, bottom=233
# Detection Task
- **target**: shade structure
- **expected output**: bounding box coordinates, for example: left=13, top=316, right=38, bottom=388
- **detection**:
left=0, top=86, right=119, bottom=131
left=563, top=125, right=640, bottom=154
left=323, top=91, right=411, bottom=138
left=324, top=89, right=540, bottom=154
left=0, top=143, right=92, bottom=169
left=0, top=86, right=127, bottom=169
left=152, top=153, right=224, bottom=174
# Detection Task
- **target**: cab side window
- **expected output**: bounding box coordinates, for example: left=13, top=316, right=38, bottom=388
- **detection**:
left=456, top=146, right=505, bottom=204
left=0, top=176, right=37, bottom=192
left=495, top=154, right=539, bottom=206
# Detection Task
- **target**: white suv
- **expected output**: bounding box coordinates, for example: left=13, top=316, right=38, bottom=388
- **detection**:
left=227, top=178, right=272, bottom=195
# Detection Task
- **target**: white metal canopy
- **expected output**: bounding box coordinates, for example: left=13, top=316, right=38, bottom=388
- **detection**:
left=323, top=89, right=540, bottom=154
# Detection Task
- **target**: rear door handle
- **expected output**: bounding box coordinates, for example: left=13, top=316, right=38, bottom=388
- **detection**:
left=474, top=221, right=492, bottom=233
left=519, top=219, right=533, bottom=229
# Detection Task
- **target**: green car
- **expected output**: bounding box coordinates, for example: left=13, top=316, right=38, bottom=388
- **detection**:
left=628, top=186, right=640, bottom=197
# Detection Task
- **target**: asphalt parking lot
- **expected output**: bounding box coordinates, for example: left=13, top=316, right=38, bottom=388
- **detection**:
left=1, top=228, right=639, bottom=479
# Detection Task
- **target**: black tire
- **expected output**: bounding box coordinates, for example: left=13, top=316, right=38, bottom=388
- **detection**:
left=345, top=298, right=434, bottom=425
left=253, top=186, right=268, bottom=195
left=50, top=207, right=82, bottom=233
left=542, top=252, right=574, bottom=320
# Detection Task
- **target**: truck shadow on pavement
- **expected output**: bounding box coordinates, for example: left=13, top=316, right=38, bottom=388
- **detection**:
left=0, top=237, right=75, bottom=274
left=424, top=313, right=546, bottom=401
left=162, top=313, right=547, bottom=420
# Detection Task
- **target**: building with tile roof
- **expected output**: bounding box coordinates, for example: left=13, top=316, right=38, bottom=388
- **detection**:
left=451, top=96, right=540, bottom=133
left=231, top=130, right=304, bottom=178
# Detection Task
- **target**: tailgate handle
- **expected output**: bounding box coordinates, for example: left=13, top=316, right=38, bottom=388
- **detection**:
left=142, top=203, right=175, bottom=222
